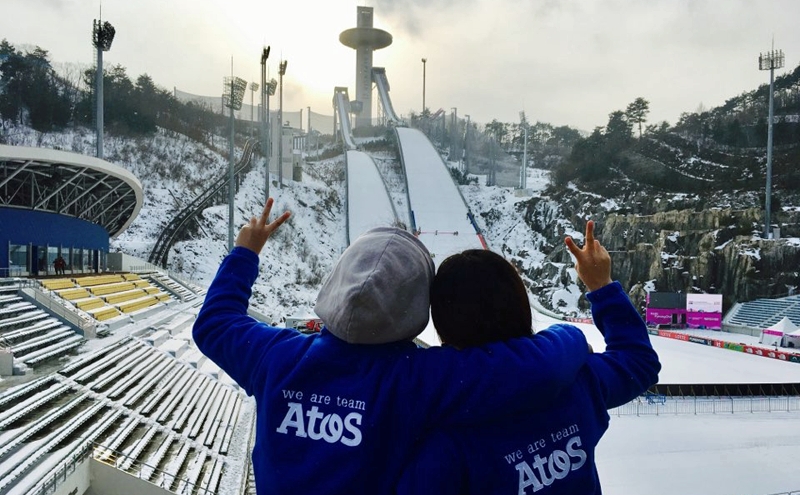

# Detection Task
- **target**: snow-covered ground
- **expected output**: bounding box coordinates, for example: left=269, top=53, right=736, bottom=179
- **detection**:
left=597, top=412, right=800, bottom=495
left=534, top=314, right=800, bottom=384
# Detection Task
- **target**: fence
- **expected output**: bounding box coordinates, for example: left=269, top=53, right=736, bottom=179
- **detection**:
left=611, top=396, right=800, bottom=417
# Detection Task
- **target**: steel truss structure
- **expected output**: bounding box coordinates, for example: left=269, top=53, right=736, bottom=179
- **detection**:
left=0, top=145, right=142, bottom=237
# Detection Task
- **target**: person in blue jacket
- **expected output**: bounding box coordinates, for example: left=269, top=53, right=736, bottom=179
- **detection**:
left=398, top=220, right=661, bottom=494
left=193, top=199, right=592, bottom=495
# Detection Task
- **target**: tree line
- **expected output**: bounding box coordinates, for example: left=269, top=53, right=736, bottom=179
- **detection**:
left=0, top=40, right=225, bottom=143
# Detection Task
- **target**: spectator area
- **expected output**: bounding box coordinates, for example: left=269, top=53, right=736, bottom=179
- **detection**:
left=41, top=273, right=172, bottom=321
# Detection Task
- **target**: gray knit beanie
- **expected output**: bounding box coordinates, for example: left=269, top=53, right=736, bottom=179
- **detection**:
left=314, top=227, right=435, bottom=344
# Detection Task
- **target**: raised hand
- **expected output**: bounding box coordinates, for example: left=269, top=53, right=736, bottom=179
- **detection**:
left=235, top=198, right=291, bottom=255
left=564, top=220, right=613, bottom=292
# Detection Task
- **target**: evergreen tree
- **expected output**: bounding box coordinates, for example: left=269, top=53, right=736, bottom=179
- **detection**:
left=625, top=97, right=650, bottom=138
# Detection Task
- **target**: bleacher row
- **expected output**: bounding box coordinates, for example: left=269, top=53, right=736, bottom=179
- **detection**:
left=0, top=314, right=247, bottom=495
left=0, top=289, right=85, bottom=368
left=726, top=295, right=800, bottom=329
left=41, top=273, right=172, bottom=321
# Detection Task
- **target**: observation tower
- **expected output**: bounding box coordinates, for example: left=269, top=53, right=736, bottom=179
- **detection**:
left=339, top=6, right=392, bottom=128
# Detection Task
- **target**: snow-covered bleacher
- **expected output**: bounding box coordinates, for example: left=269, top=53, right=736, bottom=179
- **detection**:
left=725, top=295, right=800, bottom=330
left=0, top=289, right=85, bottom=371
left=0, top=306, right=251, bottom=495
left=43, top=273, right=174, bottom=322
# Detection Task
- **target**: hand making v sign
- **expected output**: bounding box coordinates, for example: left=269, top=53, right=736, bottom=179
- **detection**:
left=565, top=220, right=613, bottom=293
left=235, top=198, right=292, bottom=256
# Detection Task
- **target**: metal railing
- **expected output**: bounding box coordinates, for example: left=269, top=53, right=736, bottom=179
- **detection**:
left=92, top=442, right=218, bottom=495
left=26, top=442, right=93, bottom=495
left=611, top=396, right=800, bottom=416
left=148, top=139, right=258, bottom=267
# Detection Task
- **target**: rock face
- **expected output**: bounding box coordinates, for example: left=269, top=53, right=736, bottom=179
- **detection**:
left=517, top=188, right=800, bottom=313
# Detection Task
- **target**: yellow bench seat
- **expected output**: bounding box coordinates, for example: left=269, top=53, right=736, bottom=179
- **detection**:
left=133, top=280, right=150, bottom=288
left=87, top=306, right=122, bottom=321
left=75, top=275, right=124, bottom=287
left=42, top=279, right=76, bottom=290
left=74, top=297, right=106, bottom=311
left=122, top=273, right=141, bottom=281
left=89, top=282, right=135, bottom=296
left=56, top=288, right=90, bottom=300
left=156, top=293, right=171, bottom=302
left=104, top=289, right=146, bottom=305
left=116, top=296, right=158, bottom=314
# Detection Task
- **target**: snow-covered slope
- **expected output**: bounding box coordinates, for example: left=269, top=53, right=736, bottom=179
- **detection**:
left=169, top=157, right=346, bottom=323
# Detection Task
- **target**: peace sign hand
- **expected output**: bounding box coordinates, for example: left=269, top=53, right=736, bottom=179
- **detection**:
left=564, top=220, right=613, bottom=292
left=235, top=198, right=292, bottom=255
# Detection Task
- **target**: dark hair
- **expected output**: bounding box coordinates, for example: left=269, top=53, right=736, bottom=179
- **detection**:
left=431, top=249, right=532, bottom=347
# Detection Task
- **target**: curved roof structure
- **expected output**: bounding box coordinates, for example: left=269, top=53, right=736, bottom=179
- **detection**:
left=0, top=145, right=143, bottom=238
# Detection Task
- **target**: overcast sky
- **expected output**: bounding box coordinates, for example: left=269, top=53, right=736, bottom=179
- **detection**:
left=2, top=0, right=799, bottom=130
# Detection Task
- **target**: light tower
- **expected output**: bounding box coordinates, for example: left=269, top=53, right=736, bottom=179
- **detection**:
left=340, top=7, right=393, bottom=129
left=758, top=45, right=785, bottom=239
left=92, top=17, right=115, bottom=159
left=222, top=70, right=247, bottom=251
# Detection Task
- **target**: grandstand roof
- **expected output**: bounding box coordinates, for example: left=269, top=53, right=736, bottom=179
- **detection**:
left=0, top=145, right=142, bottom=237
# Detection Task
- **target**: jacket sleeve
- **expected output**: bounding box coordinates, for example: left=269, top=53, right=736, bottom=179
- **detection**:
left=406, top=324, right=590, bottom=426
left=193, top=246, right=297, bottom=396
left=583, top=282, right=661, bottom=409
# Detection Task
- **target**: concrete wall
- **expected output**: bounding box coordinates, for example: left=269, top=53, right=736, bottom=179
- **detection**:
left=88, top=459, right=173, bottom=495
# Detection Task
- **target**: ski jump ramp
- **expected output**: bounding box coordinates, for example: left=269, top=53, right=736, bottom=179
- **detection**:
left=394, top=127, right=487, bottom=346
left=395, top=127, right=486, bottom=264
left=372, top=68, right=402, bottom=125
left=333, top=87, right=398, bottom=244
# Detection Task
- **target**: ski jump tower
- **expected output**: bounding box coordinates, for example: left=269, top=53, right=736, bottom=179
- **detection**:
left=340, top=6, right=392, bottom=129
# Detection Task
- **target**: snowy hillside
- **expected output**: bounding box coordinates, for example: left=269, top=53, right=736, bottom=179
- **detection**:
left=460, top=168, right=589, bottom=316
left=2, top=123, right=349, bottom=322
left=169, top=157, right=347, bottom=323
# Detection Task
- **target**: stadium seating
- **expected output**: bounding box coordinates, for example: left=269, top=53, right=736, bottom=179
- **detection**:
left=726, top=295, right=800, bottom=329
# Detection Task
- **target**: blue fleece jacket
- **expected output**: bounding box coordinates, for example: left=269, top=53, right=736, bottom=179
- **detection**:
left=193, top=247, right=591, bottom=495
left=397, top=282, right=661, bottom=495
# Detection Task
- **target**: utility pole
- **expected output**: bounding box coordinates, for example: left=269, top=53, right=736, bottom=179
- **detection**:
left=520, top=111, right=528, bottom=190
left=421, top=58, right=427, bottom=112
left=758, top=45, right=785, bottom=239
left=278, top=60, right=288, bottom=189
left=464, top=114, right=470, bottom=173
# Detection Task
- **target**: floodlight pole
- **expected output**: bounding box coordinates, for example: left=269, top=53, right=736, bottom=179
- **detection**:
left=96, top=47, right=104, bottom=159
left=228, top=75, right=235, bottom=252
left=92, top=19, right=115, bottom=159
left=278, top=60, right=287, bottom=189
left=249, top=82, right=259, bottom=138
left=261, top=47, right=270, bottom=203
left=421, top=58, right=427, bottom=112
left=759, top=47, right=785, bottom=239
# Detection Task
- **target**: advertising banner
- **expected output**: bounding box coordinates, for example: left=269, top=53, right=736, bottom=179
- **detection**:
left=686, top=294, right=723, bottom=313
